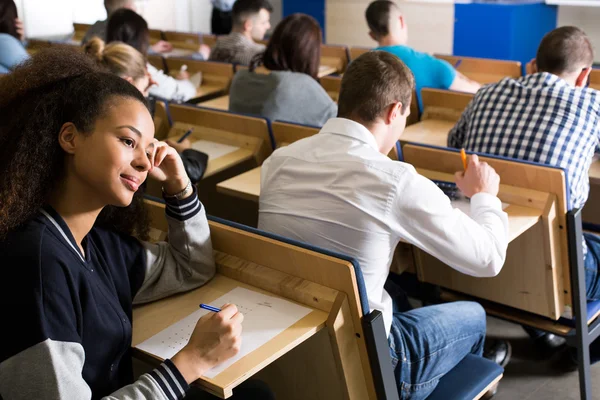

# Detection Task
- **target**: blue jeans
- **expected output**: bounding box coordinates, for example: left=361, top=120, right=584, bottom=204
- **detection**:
left=387, top=282, right=486, bottom=399
left=584, top=233, right=600, bottom=300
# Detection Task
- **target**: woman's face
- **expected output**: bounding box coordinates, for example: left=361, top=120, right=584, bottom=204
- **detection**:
left=71, top=97, right=155, bottom=207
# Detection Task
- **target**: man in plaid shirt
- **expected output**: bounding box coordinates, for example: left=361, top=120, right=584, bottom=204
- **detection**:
left=448, top=26, right=600, bottom=353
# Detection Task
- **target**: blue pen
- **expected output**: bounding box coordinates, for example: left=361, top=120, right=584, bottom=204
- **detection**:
left=177, top=128, right=194, bottom=143
left=200, top=303, right=221, bottom=313
left=454, top=59, right=462, bottom=69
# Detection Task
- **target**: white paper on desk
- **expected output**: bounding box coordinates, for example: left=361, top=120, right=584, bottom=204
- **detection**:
left=191, top=140, right=239, bottom=160
left=189, top=72, right=202, bottom=88
left=135, top=287, right=312, bottom=379
left=452, top=198, right=509, bottom=216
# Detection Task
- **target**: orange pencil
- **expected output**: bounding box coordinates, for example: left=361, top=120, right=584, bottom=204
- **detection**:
left=460, top=148, right=468, bottom=171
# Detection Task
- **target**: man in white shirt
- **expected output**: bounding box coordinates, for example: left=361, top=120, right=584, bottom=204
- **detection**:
left=258, top=51, right=509, bottom=399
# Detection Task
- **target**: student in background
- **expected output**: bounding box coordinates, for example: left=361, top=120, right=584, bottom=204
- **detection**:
left=106, top=8, right=199, bottom=102
left=82, top=0, right=173, bottom=54
left=84, top=37, right=209, bottom=184
left=211, top=0, right=236, bottom=35
left=229, top=13, right=337, bottom=127
left=365, top=0, right=480, bottom=110
left=0, top=0, right=28, bottom=73
left=0, top=46, right=274, bottom=400
left=258, top=50, right=509, bottom=399
left=209, top=0, right=272, bottom=66
left=448, top=26, right=600, bottom=357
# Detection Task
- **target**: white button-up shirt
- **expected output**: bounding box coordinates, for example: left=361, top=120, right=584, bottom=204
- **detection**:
left=258, top=118, right=509, bottom=334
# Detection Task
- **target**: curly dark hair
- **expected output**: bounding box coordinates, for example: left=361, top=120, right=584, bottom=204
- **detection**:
left=0, top=45, right=150, bottom=240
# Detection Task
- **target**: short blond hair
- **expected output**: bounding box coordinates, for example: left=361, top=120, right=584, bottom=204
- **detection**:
left=84, top=37, right=146, bottom=81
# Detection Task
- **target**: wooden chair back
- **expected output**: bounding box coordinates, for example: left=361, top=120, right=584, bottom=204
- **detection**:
left=590, top=69, right=600, bottom=90
left=320, top=75, right=342, bottom=102
left=272, top=121, right=319, bottom=148
left=321, top=44, right=350, bottom=74
left=421, top=88, right=474, bottom=122
left=434, top=54, right=522, bottom=84
left=349, top=47, right=370, bottom=61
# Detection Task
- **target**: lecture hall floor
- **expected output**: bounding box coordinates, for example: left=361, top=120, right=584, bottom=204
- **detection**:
left=487, top=316, right=600, bottom=399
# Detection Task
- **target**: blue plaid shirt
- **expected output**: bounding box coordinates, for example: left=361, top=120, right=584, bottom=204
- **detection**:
left=448, top=72, right=600, bottom=211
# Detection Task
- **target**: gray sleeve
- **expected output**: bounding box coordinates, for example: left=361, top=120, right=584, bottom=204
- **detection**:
left=0, top=339, right=187, bottom=400
left=133, top=192, right=216, bottom=305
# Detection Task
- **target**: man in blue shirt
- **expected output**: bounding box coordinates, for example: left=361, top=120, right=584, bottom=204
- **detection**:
left=365, top=0, right=481, bottom=110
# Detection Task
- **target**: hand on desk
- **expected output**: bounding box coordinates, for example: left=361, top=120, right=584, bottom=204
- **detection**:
left=151, top=40, right=174, bottom=54
left=172, top=304, right=243, bottom=383
left=455, top=154, right=500, bottom=198
left=198, top=44, right=211, bottom=60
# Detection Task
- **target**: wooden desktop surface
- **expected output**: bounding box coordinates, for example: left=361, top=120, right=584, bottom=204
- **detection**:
left=166, top=131, right=254, bottom=179
left=132, top=273, right=327, bottom=398
left=318, top=65, right=338, bottom=78
left=415, top=168, right=543, bottom=243
left=199, top=95, right=230, bottom=111
left=217, top=166, right=262, bottom=202
left=401, top=119, right=455, bottom=147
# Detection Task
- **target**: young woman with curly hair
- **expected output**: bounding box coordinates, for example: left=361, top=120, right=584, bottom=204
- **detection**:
left=0, top=47, right=273, bottom=400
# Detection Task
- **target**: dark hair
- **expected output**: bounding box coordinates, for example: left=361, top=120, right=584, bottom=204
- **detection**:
left=232, top=0, right=273, bottom=27
left=365, top=0, right=396, bottom=40
left=251, top=13, right=321, bottom=79
left=0, top=46, right=150, bottom=240
left=338, top=51, right=414, bottom=123
left=0, top=0, right=19, bottom=39
left=536, top=26, right=594, bottom=75
left=106, top=8, right=150, bottom=56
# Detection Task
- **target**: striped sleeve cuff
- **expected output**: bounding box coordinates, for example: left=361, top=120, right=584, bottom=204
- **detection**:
left=164, top=185, right=202, bottom=221
left=148, top=359, right=190, bottom=400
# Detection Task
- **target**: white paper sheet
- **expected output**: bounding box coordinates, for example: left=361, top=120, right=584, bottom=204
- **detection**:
left=135, top=287, right=312, bottom=379
left=452, top=197, right=509, bottom=216
left=191, top=140, right=240, bottom=160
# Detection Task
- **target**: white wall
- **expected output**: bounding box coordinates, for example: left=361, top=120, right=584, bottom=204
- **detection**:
left=326, top=0, right=454, bottom=54
left=19, top=0, right=281, bottom=39
left=557, top=5, right=600, bottom=62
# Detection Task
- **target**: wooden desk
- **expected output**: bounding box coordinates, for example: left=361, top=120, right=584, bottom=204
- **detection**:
left=133, top=273, right=328, bottom=398
left=166, top=128, right=254, bottom=179
left=217, top=167, right=262, bottom=202
left=320, top=44, right=349, bottom=74
left=404, top=144, right=570, bottom=320
left=318, top=65, right=337, bottom=78
left=583, top=157, right=600, bottom=225
left=401, top=120, right=454, bottom=147
left=415, top=168, right=544, bottom=243
left=590, top=69, right=600, bottom=91
left=136, top=210, right=377, bottom=400
left=320, top=75, right=341, bottom=102
left=434, top=54, right=522, bottom=84
left=199, top=95, right=230, bottom=111
left=165, top=59, right=234, bottom=102
left=162, top=48, right=196, bottom=58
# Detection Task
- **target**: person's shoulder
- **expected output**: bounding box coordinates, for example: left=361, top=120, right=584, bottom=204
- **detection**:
left=0, top=218, right=68, bottom=283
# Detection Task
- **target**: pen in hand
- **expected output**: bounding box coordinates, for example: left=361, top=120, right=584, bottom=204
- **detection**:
left=460, top=148, right=468, bottom=172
